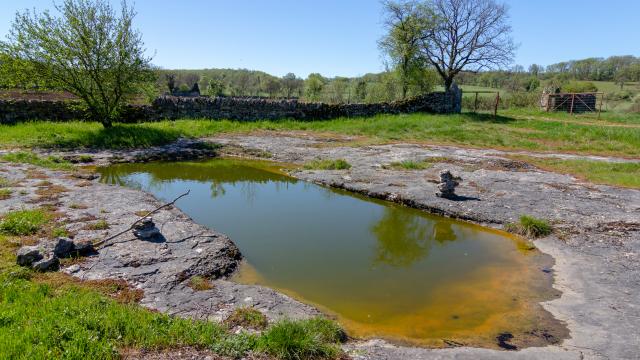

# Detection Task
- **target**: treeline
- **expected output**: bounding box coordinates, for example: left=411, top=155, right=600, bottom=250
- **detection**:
left=458, top=55, right=640, bottom=93
left=152, top=68, right=438, bottom=104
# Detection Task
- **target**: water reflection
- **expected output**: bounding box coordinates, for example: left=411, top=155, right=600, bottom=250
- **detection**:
left=371, top=209, right=434, bottom=267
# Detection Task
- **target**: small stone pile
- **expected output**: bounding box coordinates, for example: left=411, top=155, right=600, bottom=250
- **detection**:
left=435, top=170, right=461, bottom=199
left=16, top=237, right=95, bottom=272
left=133, top=217, right=160, bottom=240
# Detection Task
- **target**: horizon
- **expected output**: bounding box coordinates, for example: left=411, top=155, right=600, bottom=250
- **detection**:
left=1, top=0, right=639, bottom=78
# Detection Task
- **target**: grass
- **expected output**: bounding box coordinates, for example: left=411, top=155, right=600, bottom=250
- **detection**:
left=87, top=219, right=109, bottom=230
left=0, top=229, right=345, bottom=360
left=383, top=159, right=440, bottom=170
left=257, top=318, right=344, bottom=360
left=303, top=159, right=351, bottom=170
left=0, top=151, right=73, bottom=170
left=506, top=215, right=552, bottom=238
left=0, top=209, right=49, bottom=236
left=0, top=188, right=12, bottom=200
left=188, top=275, right=213, bottom=291
left=225, top=307, right=269, bottom=330
left=510, top=156, right=640, bottom=189
left=1, top=111, right=639, bottom=157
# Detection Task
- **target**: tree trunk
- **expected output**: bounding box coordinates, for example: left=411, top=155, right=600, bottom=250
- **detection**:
left=101, top=120, right=113, bottom=128
left=444, top=77, right=453, bottom=92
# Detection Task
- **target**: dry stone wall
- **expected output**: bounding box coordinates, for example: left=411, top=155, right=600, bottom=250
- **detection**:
left=0, top=90, right=462, bottom=125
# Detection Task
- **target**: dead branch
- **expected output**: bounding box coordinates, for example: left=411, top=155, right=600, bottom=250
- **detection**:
left=93, top=190, right=191, bottom=248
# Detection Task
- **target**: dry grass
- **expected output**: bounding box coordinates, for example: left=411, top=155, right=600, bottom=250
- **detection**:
left=187, top=276, right=213, bottom=291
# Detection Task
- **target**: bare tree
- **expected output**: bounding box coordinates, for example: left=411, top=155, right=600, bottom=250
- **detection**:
left=420, top=0, right=516, bottom=91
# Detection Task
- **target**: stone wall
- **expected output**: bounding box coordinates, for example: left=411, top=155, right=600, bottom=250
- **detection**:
left=0, top=89, right=462, bottom=125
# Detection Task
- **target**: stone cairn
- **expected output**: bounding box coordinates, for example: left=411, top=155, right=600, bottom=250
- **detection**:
left=435, top=170, right=461, bottom=199
left=133, top=217, right=160, bottom=240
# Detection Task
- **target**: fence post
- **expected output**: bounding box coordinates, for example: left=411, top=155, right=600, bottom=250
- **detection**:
left=598, top=93, right=603, bottom=119
left=474, top=92, right=479, bottom=112
left=494, top=92, right=500, bottom=118
left=570, top=93, right=575, bottom=115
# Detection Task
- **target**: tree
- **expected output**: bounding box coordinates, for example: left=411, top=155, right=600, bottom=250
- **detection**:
left=419, top=0, right=516, bottom=91
left=379, top=0, right=433, bottom=99
left=262, top=77, right=282, bottom=98
left=165, top=73, right=177, bottom=94
left=281, top=73, right=303, bottom=98
left=206, top=78, right=225, bottom=97
left=0, top=0, right=154, bottom=128
left=304, top=73, right=325, bottom=101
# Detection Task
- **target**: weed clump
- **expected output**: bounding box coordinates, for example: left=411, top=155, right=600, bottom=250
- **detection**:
left=188, top=275, right=213, bottom=291
left=0, top=188, right=12, bottom=200
left=257, top=317, right=344, bottom=360
left=506, top=215, right=552, bottom=238
left=303, top=159, right=351, bottom=170
left=87, top=219, right=109, bottom=230
left=225, top=307, right=268, bottom=330
left=0, top=209, right=49, bottom=236
left=384, top=160, right=432, bottom=170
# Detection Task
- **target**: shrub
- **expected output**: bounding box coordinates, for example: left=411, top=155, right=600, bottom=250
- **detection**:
left=303, top=159, right=351, bottom=170
left=0, top=209, right=49, bottom=236
left=506, top=215, right=552, bottom=238
left=562, top=81, right=598, bottom=93
left=258, top=317, right=344, bottom=360
left=225, top=307, right=268, bottom=330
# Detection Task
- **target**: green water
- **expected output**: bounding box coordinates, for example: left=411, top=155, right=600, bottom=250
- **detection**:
left=99, top=159, right=558, bottom=347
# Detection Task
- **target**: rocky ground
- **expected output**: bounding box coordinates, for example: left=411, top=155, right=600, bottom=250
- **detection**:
left=2, top=134, right=639, bottom=359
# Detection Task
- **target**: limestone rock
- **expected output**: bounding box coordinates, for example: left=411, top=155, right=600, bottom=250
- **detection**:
left=16, top=246, right=44, bottom=266
left=32, top=255, right=60, bottom=272
left=133, top=217, right=161, bottom=240
left=53, top=237, right=75, bottom=257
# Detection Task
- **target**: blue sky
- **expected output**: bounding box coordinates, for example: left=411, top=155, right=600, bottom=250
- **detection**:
left=1, top=0, right=638, bottom=77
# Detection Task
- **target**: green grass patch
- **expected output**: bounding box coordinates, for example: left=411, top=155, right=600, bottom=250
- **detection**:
left=0, top=208, right=49, bottom=236
left=0, top=217, right=344, bottom=359
left=0, top=188, right=12, bottom=200
left=511, top=156, right=640, bottom=189
left=0, top=176, right=13, bottom=188
left=384, top=159, right=433, bottom=170
left=506, top=215, right=552, bottom=238
left=1, top=151, right=73, bottom=170
left=225, top=307, right=269, bottom=330
left=257, top=318, right=344, bottom=360
left=87, top=219, right=109, bottom=230
left=303, top=159, right=351, bottom=170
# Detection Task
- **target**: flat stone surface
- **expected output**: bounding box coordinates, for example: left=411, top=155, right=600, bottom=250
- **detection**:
left=2, top=135, right=639, bottom=359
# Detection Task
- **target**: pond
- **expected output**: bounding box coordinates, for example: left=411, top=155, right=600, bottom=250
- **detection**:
left=99, top=158, right=565, bottom=348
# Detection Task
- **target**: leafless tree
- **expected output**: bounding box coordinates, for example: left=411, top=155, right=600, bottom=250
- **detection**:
left=420, top=0, right=516, bottom=91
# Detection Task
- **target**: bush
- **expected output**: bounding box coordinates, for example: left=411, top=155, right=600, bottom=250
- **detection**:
left=562, top=81, right=598, bottom=93
left=503, top=92, right=541, bottom=109
left=607, top=90, right=634, bottom=101
left=0, top=209, right=49, bottom=236
left=258, top=318, right=344, bottom=360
